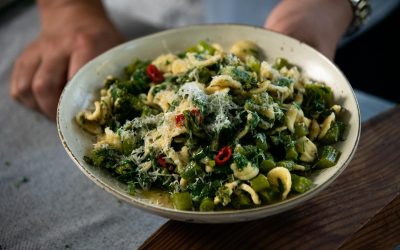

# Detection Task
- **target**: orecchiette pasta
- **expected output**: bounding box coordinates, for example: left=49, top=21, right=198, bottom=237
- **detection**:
left=267, top=167, right=292, bottom=200
left=230, top=40, right=259, bottom=61
left=230, top=162, right=259, bottom=180
left=152, top=53, right=179, bottom=73
left=240, top=183, right=261, bottom=205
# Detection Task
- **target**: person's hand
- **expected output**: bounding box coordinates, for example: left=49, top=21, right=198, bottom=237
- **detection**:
left=10, top=0, right=124, bottom=120
left=265, top=0, right=353, bottom=60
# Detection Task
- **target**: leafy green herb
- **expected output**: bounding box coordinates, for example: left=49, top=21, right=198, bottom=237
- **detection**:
left=274, top=77, right=293, bottom=87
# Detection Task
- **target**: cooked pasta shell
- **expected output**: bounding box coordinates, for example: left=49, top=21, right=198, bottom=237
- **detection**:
left=152, top=53, right=178, bottom=73
left=267, top=167, right=292, bottom=200
left=230, top=40, right=260, bottom=61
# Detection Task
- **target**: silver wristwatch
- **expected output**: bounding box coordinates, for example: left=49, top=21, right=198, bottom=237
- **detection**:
left=346, top=0, right=371, bottom=35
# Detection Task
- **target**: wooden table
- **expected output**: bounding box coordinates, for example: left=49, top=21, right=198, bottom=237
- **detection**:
left=140, top=106, right=400, bottom=249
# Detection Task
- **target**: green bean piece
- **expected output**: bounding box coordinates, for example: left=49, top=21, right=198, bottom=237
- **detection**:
left=316, top=145, right=341, bottom=168
left=259, top=188, right=280, bottom=204
left=319, top=121, right=345, bottom=145
left=180, top=161, right=204, bottom=181
left=276, top=160, right=295, bottom=171
left=294, top=123, right=309, bottom=138
left=199, top=198, right=215, bottom=211
left=172, top=192, right=193, bottom=211
left=250, top=174, right=270, bottom=192
left=285, top=147, right=298, bottom=160
left=231, top=190, right=252, bottom=209
left=291, top=174, right=313, bottom=193
left=260, top=159, right=276, bottom=174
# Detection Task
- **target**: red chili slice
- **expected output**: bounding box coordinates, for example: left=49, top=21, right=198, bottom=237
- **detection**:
left=215, top=146, right=232, bottom=166
left=175, top=114, right=185, bottom=127
left=157, top=155, right=167, bottom=168
left=175, top=109, right=202, bottom=127
left=146, top=64, right=164, bottom=83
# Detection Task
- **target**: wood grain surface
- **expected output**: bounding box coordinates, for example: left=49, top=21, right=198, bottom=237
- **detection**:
left=140, top=106, right=400, bottom=250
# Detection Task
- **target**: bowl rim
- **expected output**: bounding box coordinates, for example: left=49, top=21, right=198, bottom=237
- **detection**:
left=57, top=23, right=361, bottom=222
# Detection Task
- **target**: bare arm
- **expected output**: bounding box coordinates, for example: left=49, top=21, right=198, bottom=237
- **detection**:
left=10, top=0, right=124, bottom=119
left=265, top=0, right=353, bottom=60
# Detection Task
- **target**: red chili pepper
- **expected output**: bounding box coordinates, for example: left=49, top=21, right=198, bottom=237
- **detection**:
left=157, top=155, right=175, bottom=173
left=157, top=155, right=167, bottom=168
left=175, top=109, right=202, bottom=127
left=146, top=64, right=164, bottom=83
left=175, top=114, right=185, bottom=127
left=215, top=146, right=232, bottom=166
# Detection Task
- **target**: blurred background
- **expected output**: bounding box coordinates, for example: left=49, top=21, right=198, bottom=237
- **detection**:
left=1, top=0, right=399, bottom=104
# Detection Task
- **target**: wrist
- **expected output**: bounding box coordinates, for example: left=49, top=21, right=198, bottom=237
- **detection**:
left=37, top=0, right=112, bottom=34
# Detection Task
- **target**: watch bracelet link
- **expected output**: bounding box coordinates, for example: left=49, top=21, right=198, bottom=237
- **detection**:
left=346, top=0, right=371, bottom=36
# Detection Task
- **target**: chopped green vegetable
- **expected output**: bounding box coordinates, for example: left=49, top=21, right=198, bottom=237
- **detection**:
left=319, top=121, right=345, bottom=145
left=231, top=190, right=252, bottom=209
left=172, top=192, right=193, bottom=211
left=260, top=158, right=276, bottom=174
left=199, top=198, right=215, bottom=211
left=180, top=161, right=204, bottom=181
left=294, top=123, right=309, bottom=138
left=250, top=174, right=270, bottom=192
left=291, top=174, right=313, bottom=193
left=259, top=188, right=280, bottom=204
left=316, top=145, right=341, bottom=168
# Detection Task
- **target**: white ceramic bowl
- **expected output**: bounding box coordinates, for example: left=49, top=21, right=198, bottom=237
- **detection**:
left=57, top=24, right=360, bottom=223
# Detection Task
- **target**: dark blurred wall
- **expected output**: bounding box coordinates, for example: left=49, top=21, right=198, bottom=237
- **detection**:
left=335, top=5, right=400, bottom=103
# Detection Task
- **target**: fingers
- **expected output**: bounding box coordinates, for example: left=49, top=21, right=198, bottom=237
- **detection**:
left=10, top=29, right=123, bottom=120
left=68, top=32, right=124, bottom=79
left=68, top=34, right=99, bottom=80
left=32, top=53, right=69, bottom=120
left=10, top=45, right=41, bottom=110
